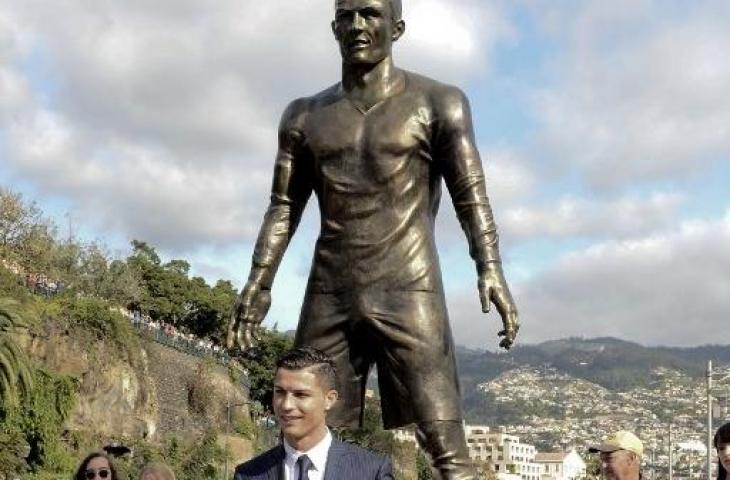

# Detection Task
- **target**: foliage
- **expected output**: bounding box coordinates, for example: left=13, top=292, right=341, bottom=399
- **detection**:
left=0, top=298, right=34, bottom=406
left=127, top=240, right=237, bottom=341
left=234, top=328, right=293, bottom=409
left=1, top=368, right=77, bottom=476
left=113, top=431, right=226, bottom=480
left=1, top=187, right=236, bottom=342
left=0, top=427, right=30, bottom=479
left=187, top=359, right=218, bottom=419
left=51, top=296, right=141, bottom=366
left=0, top=264, right=31, bottom=300
left=337, top=397, right=400, bottom=458
left=417, top=450, right=434, bottom=480
left=177, top=430, right=226, bottom=480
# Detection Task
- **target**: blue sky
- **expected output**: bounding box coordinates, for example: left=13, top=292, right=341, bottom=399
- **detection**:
left=1, top=0, right=728, bottom=348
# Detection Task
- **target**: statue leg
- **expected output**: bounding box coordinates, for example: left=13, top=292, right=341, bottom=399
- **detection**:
left=416, top=420, right=478, bottom=480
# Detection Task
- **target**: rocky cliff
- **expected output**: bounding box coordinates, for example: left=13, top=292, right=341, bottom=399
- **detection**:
left=19, top=324, right=252, bottom=462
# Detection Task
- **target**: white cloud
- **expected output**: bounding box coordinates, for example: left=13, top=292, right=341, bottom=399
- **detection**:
left=398, top=0, right=513, bottom=82
left=502, top=191, right=685, bottom=240
left=450, top=211, right=730, bottom=348
left=528, top=0, right=730, bottom=188
left=0, top=0, right=511, bottom=255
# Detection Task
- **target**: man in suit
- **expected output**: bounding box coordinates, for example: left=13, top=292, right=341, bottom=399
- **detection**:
left=233, top=347, right=393, bottom=480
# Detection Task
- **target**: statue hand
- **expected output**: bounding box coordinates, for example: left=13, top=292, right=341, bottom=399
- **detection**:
left=226, top=281, right=271, bottom=351
left=478, top=262, right=520, bottom=350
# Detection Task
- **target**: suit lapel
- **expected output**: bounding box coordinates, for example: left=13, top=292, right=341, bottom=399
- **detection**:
left=267, top=445, right=285, bottom=480
left=323, top=439, right=350, bottom=480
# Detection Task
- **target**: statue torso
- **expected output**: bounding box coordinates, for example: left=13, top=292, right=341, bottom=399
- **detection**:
left=299, top=72, right=448, bottom=293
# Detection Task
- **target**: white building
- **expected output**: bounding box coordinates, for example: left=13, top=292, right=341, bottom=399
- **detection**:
left=465, top=425, right=541, bottom=480
left=391, top=427, right=417, bottom=444
left=534, top=450, right=586, bottom=480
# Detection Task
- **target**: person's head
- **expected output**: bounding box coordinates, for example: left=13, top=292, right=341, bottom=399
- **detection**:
left=75, top=452, right=119, bottom=480
left=714, top=422, right=730, bottom=480
left=332, top=0, right=406, bottom=66
left=273, top=347, right=338, bottom=451
left=139, top=463, right=176, bottom=480
left=589, top=430, right=643, bottom=480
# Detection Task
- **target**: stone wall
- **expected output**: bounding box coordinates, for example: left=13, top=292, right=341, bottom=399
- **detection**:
left=143, top=341, right=248, bottom=437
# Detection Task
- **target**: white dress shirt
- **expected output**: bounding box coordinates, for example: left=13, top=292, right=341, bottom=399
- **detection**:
left=283, top=429, right=333, bottom=480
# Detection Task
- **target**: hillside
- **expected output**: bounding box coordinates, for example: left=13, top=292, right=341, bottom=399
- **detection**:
left=457, top=336, right=729, bottom=392
left=457, top=337, right=729, bottom=452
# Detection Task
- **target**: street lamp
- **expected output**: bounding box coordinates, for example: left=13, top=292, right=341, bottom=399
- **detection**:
left=224, top=399, right=251, bottom=480
left=223, top=372, right=252, bottom=480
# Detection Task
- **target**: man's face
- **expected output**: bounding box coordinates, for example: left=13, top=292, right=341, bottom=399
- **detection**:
left=600, top=450, right=639, bottom=480
left=272, top=367, right=337, bottom=448
left=332, top=0, right=404, bottom=65
left=718, top=441, right=730, bottom=472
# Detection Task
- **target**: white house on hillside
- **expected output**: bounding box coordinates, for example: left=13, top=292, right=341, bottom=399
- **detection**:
left=465, top=425, right=541, bottom=480
left=534, top=450, right=586, bottom=480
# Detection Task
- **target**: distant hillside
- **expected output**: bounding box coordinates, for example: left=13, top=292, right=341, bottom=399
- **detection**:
left=458, top=337, right=728, bottom=390
left=456, top=337, right=730, bottom=426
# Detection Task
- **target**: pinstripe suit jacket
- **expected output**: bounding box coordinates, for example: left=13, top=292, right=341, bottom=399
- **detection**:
left=232, top=438, right=394, bottom=480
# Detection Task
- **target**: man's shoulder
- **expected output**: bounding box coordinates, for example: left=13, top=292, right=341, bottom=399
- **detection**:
left=234, top=445, right=284, bottom=477
left=283, top=83, right=341, bottom=118
left=332, top=438, right=391, bottom=466
left=403, top=70, right=466, bottom=103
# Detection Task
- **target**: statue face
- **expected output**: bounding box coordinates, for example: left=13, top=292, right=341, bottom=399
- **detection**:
left=332, top=0, right=403, bottom=65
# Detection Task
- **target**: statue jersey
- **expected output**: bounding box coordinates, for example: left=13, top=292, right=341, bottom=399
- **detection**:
left=290, top=71, right=491, bottom=293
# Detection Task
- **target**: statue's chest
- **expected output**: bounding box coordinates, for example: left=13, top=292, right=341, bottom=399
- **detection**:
left=305, top=98, right=434, bottom=185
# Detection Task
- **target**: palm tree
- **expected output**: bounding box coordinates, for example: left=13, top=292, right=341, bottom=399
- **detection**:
left=0, top=298, right=33, bottom=405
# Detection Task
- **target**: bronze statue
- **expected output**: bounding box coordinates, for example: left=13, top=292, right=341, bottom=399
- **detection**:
left=228, top=0, right=519, bottom=478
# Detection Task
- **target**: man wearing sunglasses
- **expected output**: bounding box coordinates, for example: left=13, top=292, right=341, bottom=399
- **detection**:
left=233, top=347, right=393, bottom=479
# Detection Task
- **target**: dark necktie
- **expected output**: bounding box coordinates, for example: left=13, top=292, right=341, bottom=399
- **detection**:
left=297, top=454, right=313, bottom=480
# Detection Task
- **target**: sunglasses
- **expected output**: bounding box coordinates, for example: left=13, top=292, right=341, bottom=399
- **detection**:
left=85, top=469, right=111, bottom=479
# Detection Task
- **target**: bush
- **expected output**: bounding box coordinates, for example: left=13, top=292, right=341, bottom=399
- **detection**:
left=50, top=296, right=141, bottom=366
left=187, top=360, right=218, bottom=419
left=1, top=369, right=77, bottom=477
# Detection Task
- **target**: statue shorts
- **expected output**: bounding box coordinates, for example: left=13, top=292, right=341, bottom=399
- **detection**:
left=294, top=288, right=463, bottom=429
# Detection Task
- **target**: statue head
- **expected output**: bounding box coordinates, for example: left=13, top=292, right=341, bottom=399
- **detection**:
left=332, top=0, right=406, bottom=65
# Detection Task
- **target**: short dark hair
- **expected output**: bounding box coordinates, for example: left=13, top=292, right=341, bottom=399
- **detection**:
left=276, top=346, right=337, bottom=391
left=75, top=452, right=119, bottom=480
left=715, top=422, right=730, bottom=480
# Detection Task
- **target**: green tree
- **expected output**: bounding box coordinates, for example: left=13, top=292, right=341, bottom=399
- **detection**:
left=0, top=188, right=43, bottom=250
left=236, top=328, right=293, bottom=409
left=0, top=298, right=33, bottom=406
left=97, top=259, right=143, bottom=306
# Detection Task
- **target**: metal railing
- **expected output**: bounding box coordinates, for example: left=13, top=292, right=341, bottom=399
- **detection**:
left=131, top=320, right=239, bottom=371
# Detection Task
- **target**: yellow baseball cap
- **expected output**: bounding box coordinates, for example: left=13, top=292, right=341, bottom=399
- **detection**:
left=589, top=431, right=644, bottom=458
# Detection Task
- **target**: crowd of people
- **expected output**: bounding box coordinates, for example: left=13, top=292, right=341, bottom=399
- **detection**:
left=1, top=256, right=66, bottom=297
left=24, top=272, right=65, bottom=297
left=3, top=256, right=233, bottom=367
left=112, top=306, right=233, bottom=366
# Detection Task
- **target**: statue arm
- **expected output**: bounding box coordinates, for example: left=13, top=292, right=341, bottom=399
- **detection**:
left=435, top=87, right=519, bottom=349
left=249, top=101, right=313, bottom=289
left=227, top=99, right=313, bottom=349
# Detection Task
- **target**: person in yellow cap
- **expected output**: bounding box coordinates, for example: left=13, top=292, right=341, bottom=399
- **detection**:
left=589, top=430, right=643, bottom=480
